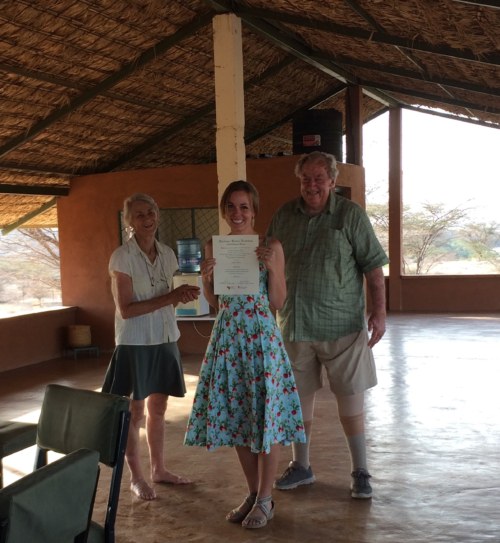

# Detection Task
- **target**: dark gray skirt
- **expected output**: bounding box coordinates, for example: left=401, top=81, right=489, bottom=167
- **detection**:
left=102, top=342, right=186, bottom=400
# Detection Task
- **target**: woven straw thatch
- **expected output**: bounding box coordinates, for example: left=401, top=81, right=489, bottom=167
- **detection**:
left=0, top=0, right=498, bottom=229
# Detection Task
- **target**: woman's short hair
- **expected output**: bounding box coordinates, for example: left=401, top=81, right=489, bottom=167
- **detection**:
left=122, top=193, right=159, bottom=228
left=220, top=180, right=260, bottom=217
left=294, top=151, right=339, bottom=181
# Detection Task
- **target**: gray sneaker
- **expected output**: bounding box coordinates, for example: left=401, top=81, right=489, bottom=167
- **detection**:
left=351, top=468, right=372, bottom=499
left=274, top=461, right=316, bottom=490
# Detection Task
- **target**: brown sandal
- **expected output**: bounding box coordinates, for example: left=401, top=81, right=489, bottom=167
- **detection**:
left=225, top=493, right=257, bottom=523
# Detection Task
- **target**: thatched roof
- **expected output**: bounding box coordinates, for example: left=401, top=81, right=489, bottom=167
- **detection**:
left=1, top=0, right=499, bottom=230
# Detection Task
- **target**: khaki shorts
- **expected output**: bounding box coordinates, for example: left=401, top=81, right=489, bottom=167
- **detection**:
left=285, top=330, right=377, bottom=397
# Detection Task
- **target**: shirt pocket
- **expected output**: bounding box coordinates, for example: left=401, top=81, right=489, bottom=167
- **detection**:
left=317, top=228, right=355, bottom=289
left=318, top=227, right=353, bottom=261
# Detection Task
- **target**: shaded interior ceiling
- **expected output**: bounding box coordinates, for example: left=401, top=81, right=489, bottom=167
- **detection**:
left=0, top=0, right=499, bottom=231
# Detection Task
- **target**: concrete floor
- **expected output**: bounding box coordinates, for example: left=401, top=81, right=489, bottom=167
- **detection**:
left=1, top=313, right=499, bottom=542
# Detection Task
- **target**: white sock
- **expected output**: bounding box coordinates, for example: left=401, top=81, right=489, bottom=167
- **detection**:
left=292, top=429, right=311, bottom=469
left=346, top=433, right=367, bottom=471
left=292, top=393, right=315, bottom=469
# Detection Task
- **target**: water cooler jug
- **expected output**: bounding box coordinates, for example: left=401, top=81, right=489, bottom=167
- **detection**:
left=174, top=238, right=210, bottom=317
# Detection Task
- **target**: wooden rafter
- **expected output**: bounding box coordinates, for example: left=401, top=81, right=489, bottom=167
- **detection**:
left=0, top=13, right=214, bottom=160
left=1, top=198, right=58, bottom=235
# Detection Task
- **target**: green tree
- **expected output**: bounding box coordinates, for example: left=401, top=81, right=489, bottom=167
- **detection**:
left=366, top=202, right=389, bottom=256
left=460, top=221, right=500, bottom=271
left=403, top=203, right=468, bottom=274
left=0, top=228, right=61, bottom=310
left=366, top=201, right=471, bottom=275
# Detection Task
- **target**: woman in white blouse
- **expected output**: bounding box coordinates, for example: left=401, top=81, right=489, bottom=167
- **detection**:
left=102, top=193, right=200, bottom=500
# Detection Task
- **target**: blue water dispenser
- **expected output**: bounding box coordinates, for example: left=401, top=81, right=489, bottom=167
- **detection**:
left=174, top=238, right=209, bottom=316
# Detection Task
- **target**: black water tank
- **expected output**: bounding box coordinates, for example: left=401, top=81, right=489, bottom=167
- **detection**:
left=292, top=109, right=343, bottom=161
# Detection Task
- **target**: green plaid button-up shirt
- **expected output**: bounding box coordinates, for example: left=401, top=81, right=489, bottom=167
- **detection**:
left=267, top=193, right=388, bottom=342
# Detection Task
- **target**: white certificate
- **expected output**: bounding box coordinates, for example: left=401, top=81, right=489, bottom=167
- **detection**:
left=213, top=235, right=260, bottom=295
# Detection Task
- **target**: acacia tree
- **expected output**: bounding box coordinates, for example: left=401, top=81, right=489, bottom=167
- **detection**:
left=366, top=202, right=389, bottom=256
left=367, top=201, right=470, bottom=274
left=0, top=228, right=61, bottom=303
left=16, top=228, right=60, bottom=270
left=460, top=221, right=500, bottom=271
left=402, top=203, right=468, bottom=274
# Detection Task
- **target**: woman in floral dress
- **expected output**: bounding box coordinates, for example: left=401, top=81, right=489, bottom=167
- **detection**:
left=184, top=180, right=305, bottom=529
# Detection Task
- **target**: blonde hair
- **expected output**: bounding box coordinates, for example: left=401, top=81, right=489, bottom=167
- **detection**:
left=122, top=193, right=159, bottom=227
left=122, top=193, right=159, bottom=238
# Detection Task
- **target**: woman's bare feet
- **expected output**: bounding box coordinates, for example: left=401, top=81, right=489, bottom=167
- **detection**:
left=131, top=479, right=156, bottom=500
left=152, top=468, right=192, bottom=485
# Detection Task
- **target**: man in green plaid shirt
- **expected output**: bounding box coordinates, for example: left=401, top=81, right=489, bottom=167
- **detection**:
left=267, top=151, right=388, bottom=499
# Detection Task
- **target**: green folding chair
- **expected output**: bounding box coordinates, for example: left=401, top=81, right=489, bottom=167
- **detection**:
left=34, top=384, right=130, bottom=543
left=0, top=448, right=100, bottom=543
left=0, top=421, right=38, bottom=489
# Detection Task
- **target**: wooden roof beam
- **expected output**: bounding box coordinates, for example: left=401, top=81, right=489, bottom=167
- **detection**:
left=98, top=57, right=297, bottom=171
left=343, top=0, right=427, bottom=73
left=205, top=0, right=403, bottom=107
left=0, top=184, right=69, bottom=196
left=402, top=104, right=500, bottom=129
left=1, top=198, right=58, bottom=236
left=0, top=14, right=214, bottom=160
left=247, top=21, right=396, bottom=107
left=219, top=5, right=500, bottom=67
left=360, top=79, right=500, bottom=120
left=0, top=163, right=74, bottom=177
left=338, top=0, right=489, bottom=122
left=448, top=1, right=500, bottom=8
left=0, top=62, right=191, bottom=118
left=245, top=84, right=348, bottom=146
left=313, top=54, right=500, bottom=97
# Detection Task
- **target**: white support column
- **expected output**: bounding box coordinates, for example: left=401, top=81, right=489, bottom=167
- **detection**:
left=212, top=13, right=247, bottom=234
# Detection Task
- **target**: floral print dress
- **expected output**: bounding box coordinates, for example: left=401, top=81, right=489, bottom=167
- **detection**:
left=184, top=264, right=305, bottom=454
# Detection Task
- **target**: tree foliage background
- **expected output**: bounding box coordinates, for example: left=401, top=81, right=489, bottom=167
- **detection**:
left=0, top=228, right=61, bottom=312
left=367, top=199, right=500, bottom=274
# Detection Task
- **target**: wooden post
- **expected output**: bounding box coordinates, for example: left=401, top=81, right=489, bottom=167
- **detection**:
left=212, top=14, right=247, bottom=234
left=388, top=107, right=403, bottom=311
left=345, top=85, right=363, bottom=166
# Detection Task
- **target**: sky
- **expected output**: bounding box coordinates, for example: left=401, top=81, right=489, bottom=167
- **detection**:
left=363, top=109, right=500, bottom=223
